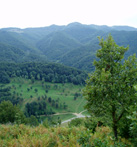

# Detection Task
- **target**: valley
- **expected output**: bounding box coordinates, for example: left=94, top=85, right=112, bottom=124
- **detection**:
left=0, top=23, right=137, bottom=146
left=1, top=77, right=87, bottom=123
left=1, top=22, right=137, bottom=71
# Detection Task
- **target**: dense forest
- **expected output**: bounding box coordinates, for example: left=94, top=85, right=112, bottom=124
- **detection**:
left=0, top=62, right=87, bottom=85
left=0, top=61, right=87, bottom=124
left=0, top=22, right=137, bottom=71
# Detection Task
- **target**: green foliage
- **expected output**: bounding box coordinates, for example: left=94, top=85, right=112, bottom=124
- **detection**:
left=83, top=35, right=137, bottom=139
left=127, top=111, right=137, bottom=146
left=0, top=125, right=132, bottom=146
left=0, top=71, right=10, bottom=84
left=0, top=85, right=11, bottom=101
left=90, top=138, right=130, bottom=147
left=43, top=118, right=50, bottom=128
left=0, top=101, right=26, bottom=124
left=27, top=115, right=39, bottom=126
left=68, top=116, right=108, bottom=134
left=25, top=101, right=53, bottom=117
left=118, top=115, right=132, bottom=139
left=2, top=78, right=86, bottom=123
left=0, top=85, right=23, bottom=105
left=0, top=62, right=87, bottom=85
left=0, top=30, right=47, bottom=63
left=77, top=129, right=92, bottom=147
left=84, top=116, right=106, bottom=133
left=0, top=43, right=25, bottom=63
left=68, top=118, right=84, bottom=127
left=78, top=126, right=132, bottom=147
left=36, top=31, right=81, bottom=60
left=1, top=24, right=137, bottom=71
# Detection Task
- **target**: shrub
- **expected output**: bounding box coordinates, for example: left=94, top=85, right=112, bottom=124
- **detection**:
left=127, top=111, right=137, bottom=146
left=68, top=118, right=84, bottom=127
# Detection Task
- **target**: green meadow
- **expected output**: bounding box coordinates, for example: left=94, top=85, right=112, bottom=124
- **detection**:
left=4, top=78, right=87, bottom=122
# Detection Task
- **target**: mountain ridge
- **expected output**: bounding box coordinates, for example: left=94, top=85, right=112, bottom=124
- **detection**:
left=0, top=22, right=137, bottom=71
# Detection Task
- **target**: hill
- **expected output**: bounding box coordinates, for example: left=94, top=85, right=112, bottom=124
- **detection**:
left=0, top=62, right=87, bottom=84
left=0, top=30, right=47, bottom=62
left=0, top=62, right=88, bottom=122
left=0, top=22, right=137, bottom=71
left=36, top=31, right=81, bottom=61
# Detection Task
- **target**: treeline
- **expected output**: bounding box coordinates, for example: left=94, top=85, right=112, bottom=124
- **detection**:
left=25, top=96, right=68, bottom=117
left=0, top=62, right=88, bottom=85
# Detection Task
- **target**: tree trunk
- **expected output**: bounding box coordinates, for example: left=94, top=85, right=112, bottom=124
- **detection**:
left=113, top=122, right=118, bottom=140
left=112, top=105, right=118, bottom=140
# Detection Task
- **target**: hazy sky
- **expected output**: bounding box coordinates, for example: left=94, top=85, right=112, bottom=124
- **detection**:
left=0, top=0, right=137, bottom=28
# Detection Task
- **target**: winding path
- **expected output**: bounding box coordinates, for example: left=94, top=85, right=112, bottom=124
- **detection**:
left=60, top=97, right=90, bottom=124
left=61, top=110, right=90, bottom=124
left=40, top=98, right=90, bottom=124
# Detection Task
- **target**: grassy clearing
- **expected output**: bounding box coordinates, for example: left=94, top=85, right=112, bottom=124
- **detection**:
left=4, top=78, right=86, bottom=121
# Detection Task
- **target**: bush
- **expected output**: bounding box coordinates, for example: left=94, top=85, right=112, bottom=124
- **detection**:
left=43, top=118, right=50, bottom=128
left=84, top=117, right=105, bottom=133
left=68, top=118, right=84, bottom=127
left=78, top=126, right=132, bottom=147
left=27, top=115, right=39, bottom=126
left=127, top=111, right=137, bottom=146
left=0, top=101, right=26, bottom=124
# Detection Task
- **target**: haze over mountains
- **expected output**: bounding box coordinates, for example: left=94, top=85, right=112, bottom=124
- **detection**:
left=0, top=22, right=137, bottom=71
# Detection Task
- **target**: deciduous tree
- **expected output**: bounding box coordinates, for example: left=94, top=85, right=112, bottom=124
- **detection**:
left=0, top=101, right=26, bottom=124
left=83, top=35, right=137, bottom=139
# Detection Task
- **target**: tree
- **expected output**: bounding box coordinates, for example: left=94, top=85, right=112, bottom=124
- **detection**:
left=27, top=115, right=39, bottom=126
left=27, top=88, right=30, bottom=92
left=34, top=88, right=38, bottom=93
left=48, top=97, right=52, bottom=103
left=83, top=35, right=137, bottom=139
left=0, top=101, right=26, bottom=124
left=0, top=71, right=10, bottom=84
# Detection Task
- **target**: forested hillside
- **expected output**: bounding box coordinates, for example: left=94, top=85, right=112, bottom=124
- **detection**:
left=0, top=62, right=87, bottom=85
left=0, top=62, right=87, bottom=123
left=0, top=28, right=137, bottom=146
left=0, top=22, right=137, bottom=71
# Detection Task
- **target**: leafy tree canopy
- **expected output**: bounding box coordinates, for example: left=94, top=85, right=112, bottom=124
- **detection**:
left=83, top=34, right=137, bottom=139
left=0, top=101, right=26, bottom=124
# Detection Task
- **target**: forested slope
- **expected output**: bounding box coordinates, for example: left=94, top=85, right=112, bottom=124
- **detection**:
left=0, top=22, right=137, bottom=71
left=0, top=62, right=87, bottom=85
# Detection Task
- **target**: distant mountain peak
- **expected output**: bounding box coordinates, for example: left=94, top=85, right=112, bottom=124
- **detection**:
left=1, top=28, right=24, bottom=33
left=0, top=22, right=137, bottom=71
left=8, top=28, right=24, bottom=33
left=67, top=22, right=82, bottom=27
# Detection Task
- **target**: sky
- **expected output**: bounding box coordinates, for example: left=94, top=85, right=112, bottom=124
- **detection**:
left=0, top=0, right=137, bottom=29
